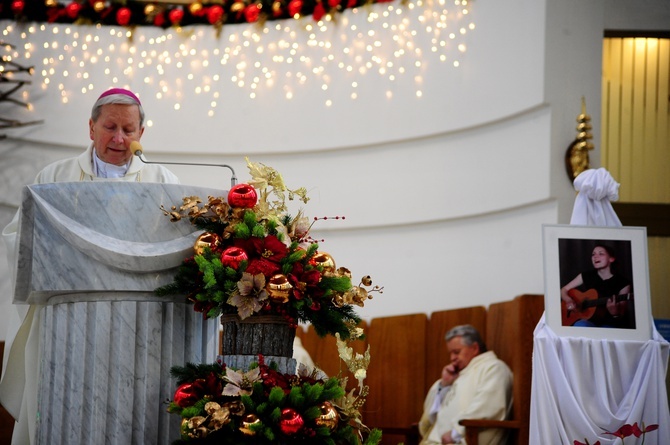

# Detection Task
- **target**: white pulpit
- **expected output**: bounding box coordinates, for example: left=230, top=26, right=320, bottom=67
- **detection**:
left=14, top=182, right=220, bottom=445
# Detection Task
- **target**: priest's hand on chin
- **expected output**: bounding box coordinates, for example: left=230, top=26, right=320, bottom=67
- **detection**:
left=440, top=363, right=460, bottom=387
left=441, top=430, right=457, bottom=444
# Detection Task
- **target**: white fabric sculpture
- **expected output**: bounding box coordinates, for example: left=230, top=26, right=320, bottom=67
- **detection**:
left=570, top=168, right=622, bottom=226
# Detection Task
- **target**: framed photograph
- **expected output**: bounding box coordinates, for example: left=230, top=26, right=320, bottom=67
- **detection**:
left=542, top=224, right=652, bottom=341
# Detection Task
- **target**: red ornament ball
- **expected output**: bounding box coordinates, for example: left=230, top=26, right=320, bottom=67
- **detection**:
left=173, top=382, right=201, bottom=408
left=279, top=408, right=304, bottom=435
left=312, top=2, right=325, bottom=21
left=207, top=5, right=224, bottom=24
left=288, top=0, right=302, bottom=16
left=169, top=8, right=184, bottom=25
left=244, top=4, right=261, bottom=23
left=65, top=1, right=81, bottom=19
left=11, top=0, right=25, bottom=14
left=227, top=183, right=258, bottom=208
left=116, top=7, right=131, bottom=25
left=220, top=246, right=248, bottom=269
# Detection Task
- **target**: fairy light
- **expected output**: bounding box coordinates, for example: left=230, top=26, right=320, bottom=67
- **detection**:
left=7, top=0, right=474, bottom=114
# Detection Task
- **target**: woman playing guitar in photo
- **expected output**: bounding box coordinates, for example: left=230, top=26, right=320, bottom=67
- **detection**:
left=560, top=243, right=634, bottom=329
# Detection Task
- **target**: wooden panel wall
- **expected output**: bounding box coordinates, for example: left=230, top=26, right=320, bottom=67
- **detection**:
left=364, top=313, right=428, bottom=433
left=296, top=322, right=368, bottom=382
left=602, top=36, right=670, bottom=322
left=602, top=37, right=669, bottom=203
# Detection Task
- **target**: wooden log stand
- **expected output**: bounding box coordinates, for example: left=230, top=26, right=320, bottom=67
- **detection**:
left=219, top=314, right=297, bottom=374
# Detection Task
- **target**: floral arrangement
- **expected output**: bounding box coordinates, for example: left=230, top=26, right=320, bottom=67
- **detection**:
left=2, top=0, right=397, bottom=27
left=155, top=158, right=382, bottom=339
left=574, top=422, right=659, bottom=445
left=168, top=332, right=382, bottom=444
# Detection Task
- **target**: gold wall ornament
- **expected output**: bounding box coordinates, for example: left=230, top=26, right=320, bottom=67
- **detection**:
left=565, top=97, right=595, bottom=182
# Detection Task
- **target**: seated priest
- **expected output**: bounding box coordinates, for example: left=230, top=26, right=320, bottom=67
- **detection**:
left=418, top=324, right=513, bottom=445
left=0, top=87, right=178, bottom=445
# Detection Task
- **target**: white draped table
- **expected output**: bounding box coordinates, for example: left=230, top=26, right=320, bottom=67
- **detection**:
left=530, top=315, right=670, bottom=444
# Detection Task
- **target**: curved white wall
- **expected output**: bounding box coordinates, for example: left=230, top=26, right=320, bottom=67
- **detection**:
left=3, top=0, right=667, bottom=332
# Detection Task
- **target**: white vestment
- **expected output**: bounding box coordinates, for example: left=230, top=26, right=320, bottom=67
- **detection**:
left=0, top=143, right=178, bottom=445
left=419, top=351, right=513, bottom=445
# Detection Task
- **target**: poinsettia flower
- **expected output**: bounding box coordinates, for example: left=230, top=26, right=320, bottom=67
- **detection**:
left=228, top=273, right=269, bottom=319
left=222, top=366, right=261, bottom=396
left=574, top=441, right=600, bottom=445
left=246, top=258, right=281, bottom=277
left=252, top=234, right=288, bottom=262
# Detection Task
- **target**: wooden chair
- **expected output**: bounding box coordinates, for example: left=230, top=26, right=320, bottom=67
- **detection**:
left=459, top=294, right=545, bottom=445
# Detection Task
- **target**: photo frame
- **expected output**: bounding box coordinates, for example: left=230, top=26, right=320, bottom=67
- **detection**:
left=542, top=224, right=652, bottom=341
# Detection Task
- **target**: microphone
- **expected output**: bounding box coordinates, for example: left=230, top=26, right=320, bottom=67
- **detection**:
left=131, top=141, right=238, bottom=188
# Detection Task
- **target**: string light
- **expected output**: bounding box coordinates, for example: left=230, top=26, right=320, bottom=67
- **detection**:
left=2, top=0, right=473, bottom=113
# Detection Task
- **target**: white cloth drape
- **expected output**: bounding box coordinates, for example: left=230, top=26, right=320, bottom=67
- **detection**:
left=569, top=168, right=622, bottom=226
left=530, top=316, right=670, bottom=444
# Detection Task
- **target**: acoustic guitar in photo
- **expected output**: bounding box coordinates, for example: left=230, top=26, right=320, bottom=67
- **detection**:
left=561, top=288, right=634, bottom=326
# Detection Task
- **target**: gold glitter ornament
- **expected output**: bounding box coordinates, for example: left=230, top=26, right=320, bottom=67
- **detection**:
left=239, top=413, right=260, bottom=435
left=267, top=274, right=292, bottom=303
left=193, top=232, right=221, bottom=255
left=314, top=401, right=339, bottom=430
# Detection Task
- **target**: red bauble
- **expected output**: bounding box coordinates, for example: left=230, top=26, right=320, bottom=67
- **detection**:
left=312, top=2, right=325, bottom=21
left=116, top=7, right=131, bottom=25
left=220, top=246, right=248, bottom=269
left=154, top=12, right=166, bottom=27
left=65, top=1, right=81, bottom=19
left=173, top=382, right=200, bottom=408
left=288, top=0, right=302, bottom=17
left=207, top=5, right=224, bottom=24
left=11, top=0, right=24, bottom=14
left=279, top=408, right=304, bottom=435
left=328, top=0, right=340, bottom=9
left=244, top=4, right=261, bottom=23
left=227, top=183, right=258, bottom=208
left=169, top=8, right=184, bottom=25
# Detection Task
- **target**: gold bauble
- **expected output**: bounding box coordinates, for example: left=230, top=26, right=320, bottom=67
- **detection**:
left=239, top=413, right=260, bottom=436
left=267, top=274, right=292, bottom=303
left=314, top=401, right=339, bottom=430
left=144, top=4, right=156, bottom=15
left=45, top=0, right=58, bottom=7
left=189, top=2, right=204, bottom=15
left=193, top=232, right=221, bottom=255
left=312, top=252, right=336, bottom=273
left=92, top=1, right=105, bottom=13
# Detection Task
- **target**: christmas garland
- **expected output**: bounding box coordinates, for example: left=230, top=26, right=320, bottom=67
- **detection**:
left=168, top=333, right=382, bottom=444
left=155, top=158, right=382, bottom=339
left=1, top=0, right=396, bottom=28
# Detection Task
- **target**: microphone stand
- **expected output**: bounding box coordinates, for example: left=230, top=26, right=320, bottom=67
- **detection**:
left=134, top=151, right=238, bottom=188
